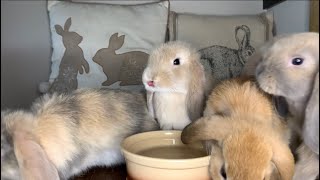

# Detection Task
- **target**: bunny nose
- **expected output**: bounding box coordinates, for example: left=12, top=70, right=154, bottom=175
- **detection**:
left=147, top=81, right=155, bottom=87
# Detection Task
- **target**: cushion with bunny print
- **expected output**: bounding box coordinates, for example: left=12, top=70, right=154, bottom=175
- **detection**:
left=46, top=0, right=169, bottom=93
left=171, top=11, right=275, bottom=89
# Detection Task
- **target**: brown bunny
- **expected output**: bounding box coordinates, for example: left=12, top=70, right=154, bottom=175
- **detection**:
left=244, top=32, right=319, bottom=179
left=93, top=33, right=149, bottom=86
left=49, top=17, right=90, bottom=94
left=181, top=77, right=294, bottom=180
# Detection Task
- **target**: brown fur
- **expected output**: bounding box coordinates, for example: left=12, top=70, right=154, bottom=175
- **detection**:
left=181, top=77, right=294, bottom=180
left=224, top=130, right=273, bottom=180
left=142, top=41, right=206, bottom=130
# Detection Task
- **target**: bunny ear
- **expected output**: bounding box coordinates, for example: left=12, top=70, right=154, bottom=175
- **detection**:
left=235, top=25, right=251, bottom=50
left=303, top=71, right=319, bottom=154
left=54, top=25, right=64, bottom=35
left=64, top=17, right=72, bottom=31
left=181, top=116, right=233, bottom=144
left=241, top=25, right=251, bottom=42
left=108, top=33, right=125, bottom=51
left=270, top=139, right=295, bottom=180
left=13, top=130, right=59, bottom=180
left=235, top=26, right=246, bottom=49
left=235, top=26, right=242, bottom=45
left=187, top=55, right=206, bottom=121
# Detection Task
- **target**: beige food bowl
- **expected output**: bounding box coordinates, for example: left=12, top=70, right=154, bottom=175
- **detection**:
left=121, top=130, right=211, bottom=180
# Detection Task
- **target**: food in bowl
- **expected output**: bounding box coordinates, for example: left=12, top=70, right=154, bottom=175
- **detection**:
left=121, top=130, right=211, bottom=180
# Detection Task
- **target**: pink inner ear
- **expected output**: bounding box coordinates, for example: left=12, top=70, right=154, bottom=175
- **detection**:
left=13, top=131, right=59, bottom=180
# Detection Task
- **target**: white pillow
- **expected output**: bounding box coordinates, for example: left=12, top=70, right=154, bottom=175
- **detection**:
left=173, top=11, right=275, bottom=88
left=46, top=0, right=169, bottom=93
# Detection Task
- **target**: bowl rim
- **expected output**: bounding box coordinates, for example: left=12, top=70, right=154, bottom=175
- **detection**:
left=120, top=130, right=210, bottom=169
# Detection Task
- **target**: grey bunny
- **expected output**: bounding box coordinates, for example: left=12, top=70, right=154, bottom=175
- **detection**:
left=199, top=25, right=255, bottom=89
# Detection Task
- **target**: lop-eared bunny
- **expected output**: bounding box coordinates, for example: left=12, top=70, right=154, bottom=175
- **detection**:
left=182, top=77, right=294, bottom=180
left=142, top=41, right=206, bottom=130
left=1, top=89, right=159, bottom=180
left=251, top=32, right=319, bottom=179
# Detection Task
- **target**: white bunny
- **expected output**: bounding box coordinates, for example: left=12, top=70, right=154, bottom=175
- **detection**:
left=142, top=41, right=206, bottom=130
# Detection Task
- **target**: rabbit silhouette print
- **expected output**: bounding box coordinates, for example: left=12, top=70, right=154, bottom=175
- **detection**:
left=93, top=33, right=149, bottom=86
left=49, top=17, right=90, bottom=93
left=199, top=25, right=255, bottom=88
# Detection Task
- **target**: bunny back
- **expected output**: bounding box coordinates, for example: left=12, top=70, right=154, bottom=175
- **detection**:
left=205, top=76, right=274, bottom=121
left=2, top=89, right=158, bottom=178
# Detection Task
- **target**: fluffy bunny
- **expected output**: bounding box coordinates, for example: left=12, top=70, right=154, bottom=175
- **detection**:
left=199, top=25, right=255, bottom=89
left=142, top=41, right=206, bottom=130
left=1, top=89, right=159, bottom=180
left=181, top=77, right=294, bottom=180
left=251, top=32, right=319, bottom=179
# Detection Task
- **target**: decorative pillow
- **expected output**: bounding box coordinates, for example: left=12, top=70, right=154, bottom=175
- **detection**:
left=46, top=0, right=169, bottom=93
left=172, top=11, right=275, bottom=88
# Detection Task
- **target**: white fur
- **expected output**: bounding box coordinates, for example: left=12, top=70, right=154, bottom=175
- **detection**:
left=68, top=149, right=123, bottom=177
left=153, top=93, right=191, bottom=130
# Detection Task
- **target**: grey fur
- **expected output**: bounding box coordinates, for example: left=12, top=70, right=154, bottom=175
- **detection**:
left=293, top=143, right=319, bottom=180
left=253, top=32, right=319, bottom=179
left=199, top=25, right=255, bottom=88
left=303, top=72, right=319, bottom=154
left=1, top=110, right=20, bottom=180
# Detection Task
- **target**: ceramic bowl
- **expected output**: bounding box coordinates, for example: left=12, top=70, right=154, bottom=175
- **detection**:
left=121, top=130, right=211, bottom=180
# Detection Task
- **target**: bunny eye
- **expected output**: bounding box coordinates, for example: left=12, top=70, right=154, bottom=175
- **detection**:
left=247, top=51, right=253, bottom=56
left=173, top=58, right=180, bottom=65
left=292, top=57, right=304, bottom=65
